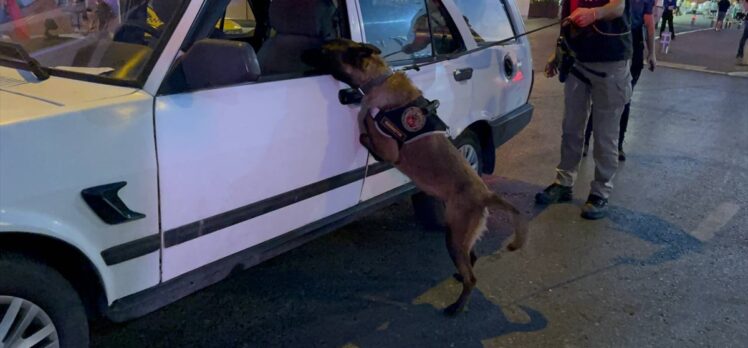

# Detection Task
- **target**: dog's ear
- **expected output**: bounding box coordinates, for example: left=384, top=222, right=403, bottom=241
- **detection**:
left=360, top=43, right=382, bottom=56
left=342, top=43, right=382, bottom=68
left=301, top=48, right=327, bottom=68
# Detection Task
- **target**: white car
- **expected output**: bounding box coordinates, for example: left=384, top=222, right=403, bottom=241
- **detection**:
left=0, top=0, right=533, bottom=346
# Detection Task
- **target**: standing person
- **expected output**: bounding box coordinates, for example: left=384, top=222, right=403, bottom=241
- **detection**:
left=716, top=0, right=731, bottom=30
left=400, top=0, right=459, bottom=55
left=654, top=0, right=665, bottom=25
left=94, top=0, right=114, bottom=32
left=537, top=0, right=633, bottom=219
left=731, top=0, right=740, bottom=25
left=661, top=0, right=677, bottom=39
left=0, top=0, right=7, bottom=25
left=583, top=0, right=658, bottom=161
left=2, top=0, right=30, bottom=40
left=738, top=0, right=748, bottom=60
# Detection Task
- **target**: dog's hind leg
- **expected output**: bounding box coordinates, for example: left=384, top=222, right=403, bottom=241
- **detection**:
left=443, top=204, right=486, bottom=316
left=452, top=248, right=478, bottom=282
left=484, top=193, right=528, bottom=251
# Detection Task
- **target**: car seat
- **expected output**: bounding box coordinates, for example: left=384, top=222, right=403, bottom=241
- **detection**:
left=256, top=0, right=337, bottom=76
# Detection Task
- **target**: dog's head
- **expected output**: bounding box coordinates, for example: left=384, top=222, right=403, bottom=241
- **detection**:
left=302, top=39, right=386, bottom=88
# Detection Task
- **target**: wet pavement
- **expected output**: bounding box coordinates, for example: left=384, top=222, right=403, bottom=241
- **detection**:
left=92, top=21, right=748, bottom=348
left=657, top=24, right=748, bottom=75
left=528, top=14, right=748, bottom=75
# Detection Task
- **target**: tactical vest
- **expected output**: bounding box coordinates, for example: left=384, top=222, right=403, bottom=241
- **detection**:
left=371, top=97, right=448, bottom=147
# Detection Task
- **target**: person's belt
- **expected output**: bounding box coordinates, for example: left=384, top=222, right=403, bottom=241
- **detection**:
left=569, top=63, right=608, bottom=85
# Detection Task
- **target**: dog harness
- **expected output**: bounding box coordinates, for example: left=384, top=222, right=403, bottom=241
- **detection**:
left=370, top=96, right=448, bottom=147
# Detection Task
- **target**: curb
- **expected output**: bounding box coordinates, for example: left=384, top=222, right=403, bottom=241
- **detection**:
left=656, top=27, right=748, bottom=78
left=657, top=61, right=748, bottom=78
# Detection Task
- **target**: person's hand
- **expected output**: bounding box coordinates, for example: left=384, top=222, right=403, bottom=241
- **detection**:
left=569, top=7, right=598, bottom=28
left=545, top=53, right=558, bottom=78
left=648, top=53, right=657, bottom=71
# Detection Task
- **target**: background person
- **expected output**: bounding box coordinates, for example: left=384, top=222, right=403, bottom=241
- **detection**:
left=94, top=0, right=114, bottom=32
left=661, top=0, right=677, bottom=39
left=400, top=0, right=458, bottom=55
left=654, top=0, right=664, bottom=27
left=584, top=0, right=657, bottom=161
left=716, top=0, right=731, bottom=30
left=738, top=0, right=748, bottom=60
left=1, top=0, right=30, bottom=40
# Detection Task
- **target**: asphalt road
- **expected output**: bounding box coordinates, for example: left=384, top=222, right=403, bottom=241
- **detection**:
left=92, top=23, right=748, bottom=348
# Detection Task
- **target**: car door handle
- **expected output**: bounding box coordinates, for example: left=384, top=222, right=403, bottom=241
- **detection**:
left=339, top=88, right=363, bottom=105
left=453, top=68, right=473, bottom=81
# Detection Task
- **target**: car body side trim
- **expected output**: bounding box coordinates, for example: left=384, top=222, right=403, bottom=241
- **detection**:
left=489, top=103, right=534, bottom=148
left=100, top=162, right=395, bottom=265
left=101, top=234, right=161, bottom=266
left=163, top=162, right=392, bottom=247
left=105, top=183, right=416, bottom=322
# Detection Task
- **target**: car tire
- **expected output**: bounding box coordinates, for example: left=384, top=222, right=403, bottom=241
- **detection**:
left=411, top=129, right=484, bottom=230
left=0, top=253, right=89, bottom=348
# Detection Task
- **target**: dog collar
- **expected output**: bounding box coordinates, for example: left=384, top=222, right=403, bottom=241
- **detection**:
left=359, top=70, right=393, bottom=95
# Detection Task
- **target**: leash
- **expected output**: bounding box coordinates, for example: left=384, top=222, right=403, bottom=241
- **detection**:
left=461, top=18, right=569, bottom=56
left=383, top=19, right=568, bottom=62
left=591, top=23, right=631, bottom=36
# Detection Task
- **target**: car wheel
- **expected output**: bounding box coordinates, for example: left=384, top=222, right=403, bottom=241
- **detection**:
left=456, top=129, right=484, bottom=174
left=412, top=129, right=483, bottom=230
left=0, top=253, right=89, bottom=348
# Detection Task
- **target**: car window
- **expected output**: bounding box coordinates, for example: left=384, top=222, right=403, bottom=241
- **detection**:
left=216, top=0, right=255, bottom=38
left=359, top=0, right=464, bottom=64
left=162, top=0, right=347, bottom=94
left=0, top=0, right=186, bottom=85
left=453, top=0, right=515, bottom=45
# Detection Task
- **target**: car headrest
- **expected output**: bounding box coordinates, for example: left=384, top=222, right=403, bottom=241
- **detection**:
left=269, top=0, right=336, bottom=38
left=182, top=39, right=261, bottom=90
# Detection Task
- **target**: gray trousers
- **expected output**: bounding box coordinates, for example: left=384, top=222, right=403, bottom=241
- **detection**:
left=555, top=60, right=632, bottom=199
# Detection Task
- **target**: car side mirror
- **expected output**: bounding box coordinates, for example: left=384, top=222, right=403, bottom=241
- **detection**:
left=180, top=39, right=261, bottom=91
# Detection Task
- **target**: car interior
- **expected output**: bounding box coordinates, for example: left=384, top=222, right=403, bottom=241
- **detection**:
left=18, top=1, right=184, bottom=82
left=160, top=0, right=350, bottom=94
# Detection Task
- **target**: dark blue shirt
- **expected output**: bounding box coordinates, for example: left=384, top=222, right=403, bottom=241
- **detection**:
left=663, top=0, right=677, bottom=11
left=631, top=0, right=654, bottom=29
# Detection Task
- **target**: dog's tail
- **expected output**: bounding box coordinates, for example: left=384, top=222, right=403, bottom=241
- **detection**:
left=484, top=193, right=529, bottom=251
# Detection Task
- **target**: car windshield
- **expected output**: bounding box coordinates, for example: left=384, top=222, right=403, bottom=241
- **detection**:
left=0, top=0, right=186, bottom=84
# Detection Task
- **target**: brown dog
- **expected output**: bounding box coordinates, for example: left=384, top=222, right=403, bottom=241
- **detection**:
left=303, top=39, right=528, bottom=315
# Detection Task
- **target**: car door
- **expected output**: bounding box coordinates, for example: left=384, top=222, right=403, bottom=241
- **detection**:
left=452, top=0, right=533, bottom=120
left=154, top=0, right=369, bottom=280
left=354, top=0, right=474, bottom=200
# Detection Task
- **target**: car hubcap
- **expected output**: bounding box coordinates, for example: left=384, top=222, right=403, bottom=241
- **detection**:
left=459, top=144, right=480, bottom=173
left=0, top=296, right=60, bottom=348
